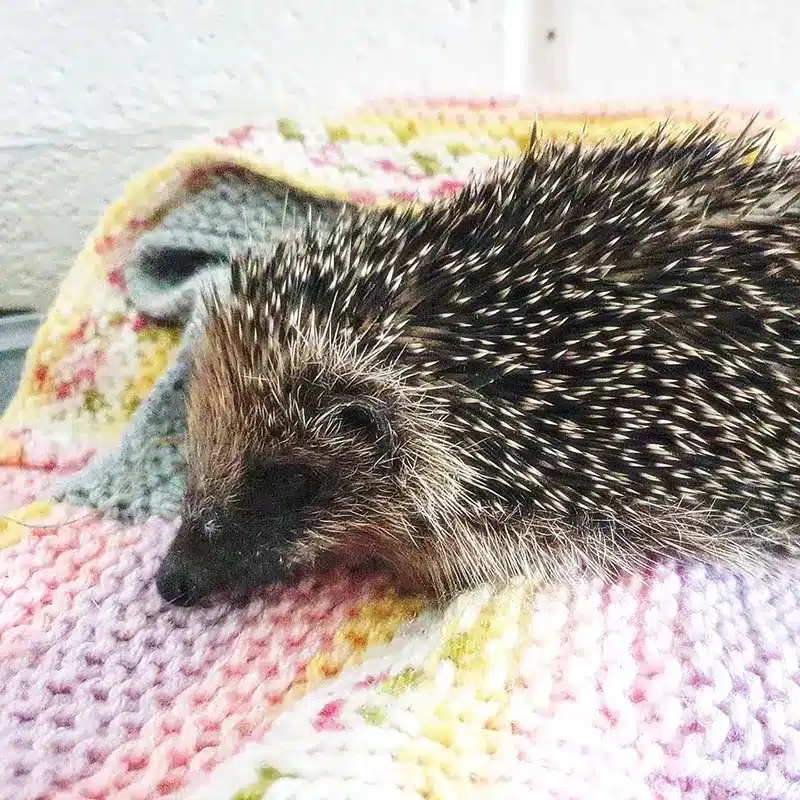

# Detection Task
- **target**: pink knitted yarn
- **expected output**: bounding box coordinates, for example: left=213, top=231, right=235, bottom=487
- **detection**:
left=0, top=494, right=398, bottom=799
left=183, top=564, right=800, bottom=800
left=0, top=468, right=62, bottom=516
left=3, top=459, right=800, bottom=798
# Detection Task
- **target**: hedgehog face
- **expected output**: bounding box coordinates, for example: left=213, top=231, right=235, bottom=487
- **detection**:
left=155, top=361, right=417, bottom=607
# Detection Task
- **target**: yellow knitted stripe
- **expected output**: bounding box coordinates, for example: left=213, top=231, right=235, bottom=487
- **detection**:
left=0, top=501, right=58, bottom=549
left=290, top=591, right=425, bottom=704
left=333, top=103, right=799, bottom=150
left=328, top=113, right=697, bottom=149
left=390, top=585, right=534, bottom=799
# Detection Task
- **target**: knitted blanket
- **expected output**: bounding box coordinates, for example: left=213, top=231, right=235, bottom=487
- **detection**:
left=3, top=99, right=800, bottom=800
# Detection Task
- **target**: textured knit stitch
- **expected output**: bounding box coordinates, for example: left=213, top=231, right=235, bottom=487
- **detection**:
left=192, top=564, right=800, bottom=800
left=125, top=168, right=342, bottom=324
left=59, top=335, right=192, bottom=521
left=1, top=100, right=800, bottom=800
left=61, top=170, right=344, bottom=521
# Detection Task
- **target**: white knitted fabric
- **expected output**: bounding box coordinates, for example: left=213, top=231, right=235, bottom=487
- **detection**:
left=183, top=562, right=800, bottom=800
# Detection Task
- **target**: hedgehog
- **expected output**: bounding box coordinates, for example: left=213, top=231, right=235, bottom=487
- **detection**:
left=155, top=119, right=800, bottom=608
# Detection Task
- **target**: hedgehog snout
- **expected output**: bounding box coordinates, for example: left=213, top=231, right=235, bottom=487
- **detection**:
left=156, top=512, right=297, bottom=606
left=155, top=557, right=207, bottom=607
left=156, top=519, right=223, bottom=606
left=156, top=460, right=329, bottom=606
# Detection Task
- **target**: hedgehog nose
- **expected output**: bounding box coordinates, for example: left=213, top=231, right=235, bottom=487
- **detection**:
left=155, top=561, right=207, bottom=607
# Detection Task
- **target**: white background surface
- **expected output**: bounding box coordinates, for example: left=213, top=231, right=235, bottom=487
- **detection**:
left=2, top=0, right=799, bottom=310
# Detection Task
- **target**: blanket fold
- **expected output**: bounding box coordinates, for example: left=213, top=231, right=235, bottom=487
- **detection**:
left=2, top=99, right=800, bottom=800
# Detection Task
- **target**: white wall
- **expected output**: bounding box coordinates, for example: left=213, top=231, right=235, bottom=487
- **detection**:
left=568, top=0, right=800, bottom=108
left=2, top=0, right=799, bottom=310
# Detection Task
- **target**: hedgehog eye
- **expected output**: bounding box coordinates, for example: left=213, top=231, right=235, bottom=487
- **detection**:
left=338, top=400, right=391, bottom=441
left=240, top=460, right=323, bottom=514
left=266, top=468, right=322, bottom=506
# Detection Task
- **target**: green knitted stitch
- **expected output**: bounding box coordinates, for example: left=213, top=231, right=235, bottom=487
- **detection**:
left=232, top=766, right=296, bottom=800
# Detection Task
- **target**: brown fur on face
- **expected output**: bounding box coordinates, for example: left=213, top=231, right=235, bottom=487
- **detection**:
left=155, top=295, right=474, bottom=606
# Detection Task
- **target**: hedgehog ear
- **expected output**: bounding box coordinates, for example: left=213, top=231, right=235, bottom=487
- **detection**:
left=338, top=398, right=394, bottom=446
